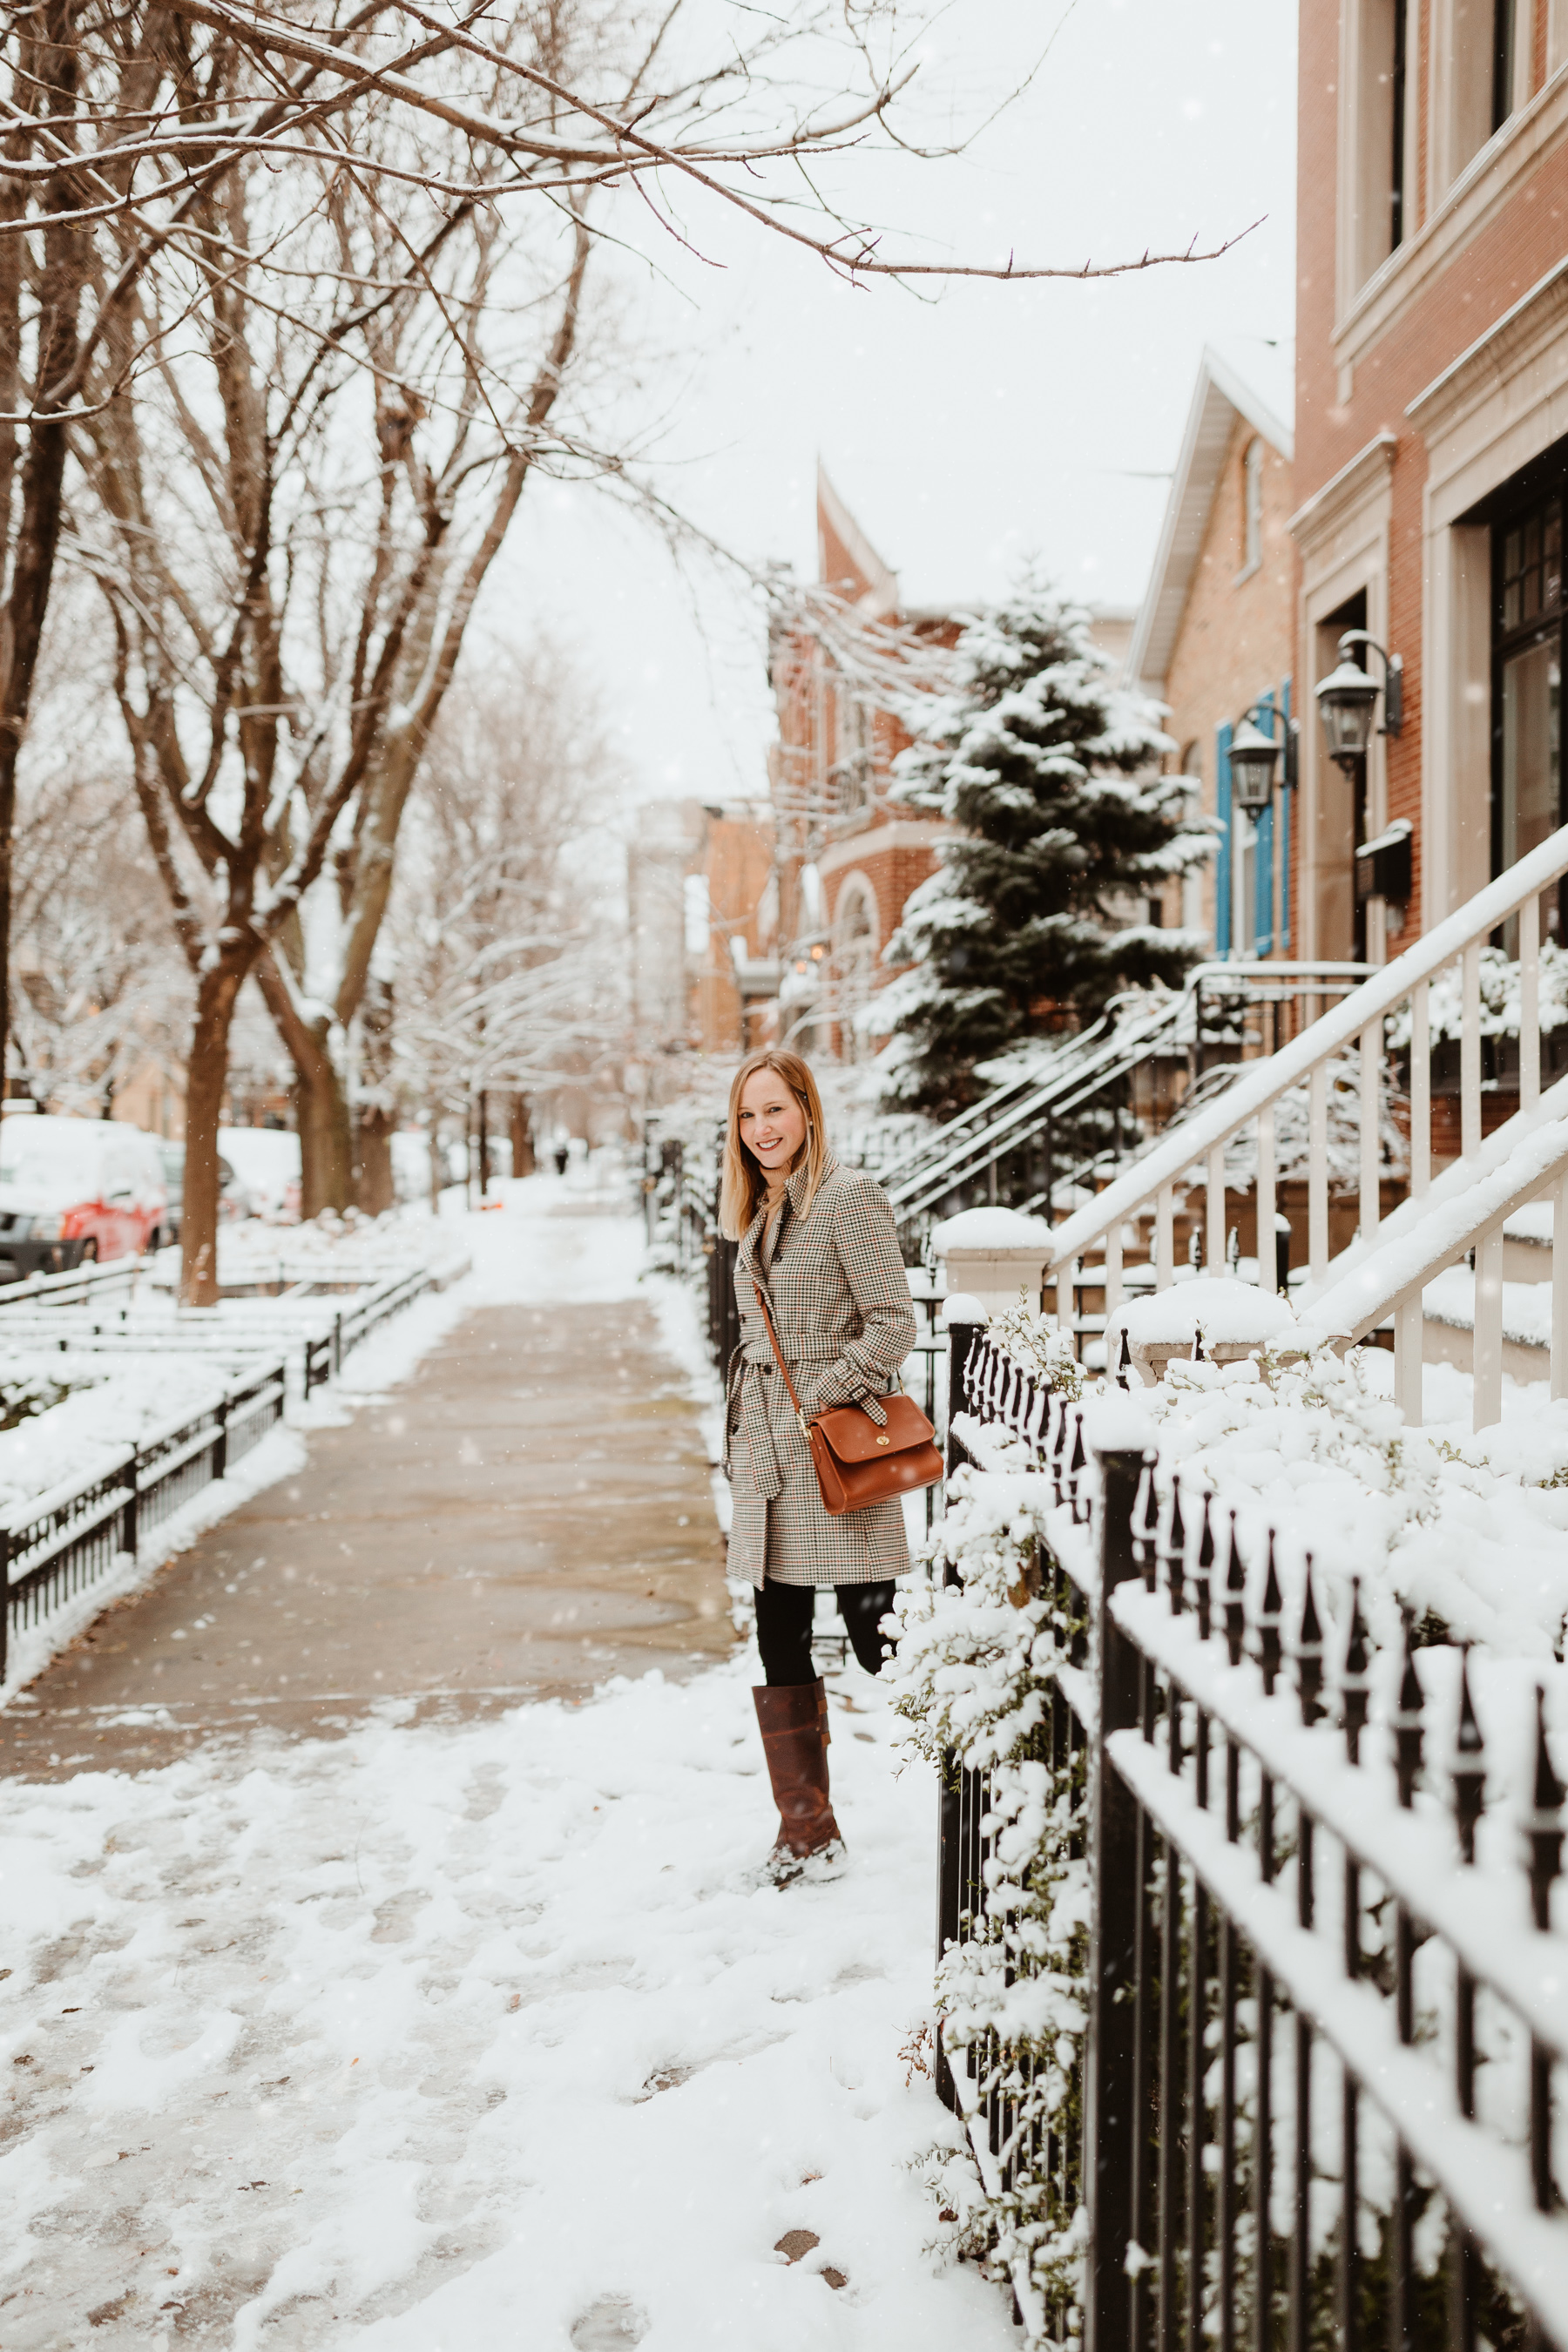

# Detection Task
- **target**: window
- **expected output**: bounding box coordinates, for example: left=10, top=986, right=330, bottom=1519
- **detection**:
left=1493, top=0, right=1518, bottom=132
left=832, top=880, right=878, bottom=1063
left=1390, top=0, right=1409, bottom=247
left=1349, top=0, right=1416, bottom=289
left=831, top=695, right=873, bottom=824
left=1492, top=481, right=1565, bottom=944
left=683, top=872, right=710, bottom=958
left=1242, top=439, right=1264, bottom=574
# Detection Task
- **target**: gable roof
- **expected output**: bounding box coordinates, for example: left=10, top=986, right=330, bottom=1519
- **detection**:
left=1125, top=341, right=1294, bottom=693
left=817, top=462, right=899, bottom=618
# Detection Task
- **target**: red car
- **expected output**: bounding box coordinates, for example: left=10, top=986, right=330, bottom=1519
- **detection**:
left=0, top=1112, right=170, bottom=1281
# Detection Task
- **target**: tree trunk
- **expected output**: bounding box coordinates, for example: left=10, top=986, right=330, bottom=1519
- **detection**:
left=355, top=1105, right=396, bottom=1215
left=181, top=957, right=246, bottom=1308
left=352, top=974, right=395, bottom=1213
left=428, top=1109, right=444, bottom=1213
left=296, top=1043, right=353, bottom=1219
left=510, top=1093, right=534, bottom=1177
left=253, top=955, right=352, bottom=1217
left=0, top=1, right=84, bottom=1139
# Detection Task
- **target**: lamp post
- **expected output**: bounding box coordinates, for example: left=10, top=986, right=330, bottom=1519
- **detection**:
left=1225, top=695, right=1295, bottom=958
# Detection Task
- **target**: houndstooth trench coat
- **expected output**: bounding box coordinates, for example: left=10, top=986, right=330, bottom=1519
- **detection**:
left=723, top=1156, right=917, bottom=1590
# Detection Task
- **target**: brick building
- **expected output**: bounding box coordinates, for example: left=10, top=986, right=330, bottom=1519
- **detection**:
left=767, top=469, right=955, bottom=1064
left=627, top=796, right=777, bottom=1067
left=1127, top=345, right=1297, bottom=956
left=1293, top=0, right=1568, bottom=963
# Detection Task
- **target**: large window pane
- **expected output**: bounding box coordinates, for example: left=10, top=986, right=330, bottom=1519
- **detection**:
left=1501, top=634, right=1561, bottom=944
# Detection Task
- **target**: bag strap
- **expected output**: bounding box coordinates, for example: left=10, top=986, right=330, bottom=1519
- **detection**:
left=752, top=1279, right=812, bottom=1437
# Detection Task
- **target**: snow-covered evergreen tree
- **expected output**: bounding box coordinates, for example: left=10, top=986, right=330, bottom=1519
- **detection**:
left=875, top=578, right=1212, bottom=1112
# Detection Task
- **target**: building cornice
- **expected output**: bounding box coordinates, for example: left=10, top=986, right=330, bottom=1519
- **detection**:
left=1331, top=64, right=1568, bottom=375
left=816, top=818, right=952, bottom=881
left=1405, top=253, right=1568, bottom=443
left=1288, top=432, right=1397, bottom=553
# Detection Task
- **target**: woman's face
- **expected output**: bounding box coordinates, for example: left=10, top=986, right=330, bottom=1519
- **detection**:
left=738, top=1066, right=808, bottom=1180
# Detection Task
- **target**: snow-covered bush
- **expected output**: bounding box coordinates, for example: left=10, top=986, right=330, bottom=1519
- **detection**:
left=889, top=1470, right=1091, bottom=2317
left=1176, top=1049, right=1409, bottom=1192
left=983, top=1293, right=1085, bottom=1400
left=1386, top=939, right=1568, bottom=1045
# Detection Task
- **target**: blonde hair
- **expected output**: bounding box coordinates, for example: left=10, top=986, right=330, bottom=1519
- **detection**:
left=720, top=1049, right=831, bottom=1240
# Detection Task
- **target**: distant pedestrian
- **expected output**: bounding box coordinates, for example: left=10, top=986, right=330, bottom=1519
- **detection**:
left=553, top=1142, right=570, bottom=1176
left=721, top=1048, right=916, bottom=1881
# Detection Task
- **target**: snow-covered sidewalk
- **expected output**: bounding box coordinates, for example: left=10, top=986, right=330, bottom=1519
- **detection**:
left=0, top=1666, right=1010, bottom=2349
left=0, top=1174, right=1012, bottom=2349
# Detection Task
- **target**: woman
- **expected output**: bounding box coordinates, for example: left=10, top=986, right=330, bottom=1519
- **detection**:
left=721, top=1048, right=916, bottom=1880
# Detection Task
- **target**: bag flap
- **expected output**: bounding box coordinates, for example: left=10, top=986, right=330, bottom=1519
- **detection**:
left=814, top=1394, right=936, bottom=1464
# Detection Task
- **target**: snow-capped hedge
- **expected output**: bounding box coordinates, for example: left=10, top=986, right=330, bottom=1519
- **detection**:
left=888, top=1463, right=1089, bottom=2315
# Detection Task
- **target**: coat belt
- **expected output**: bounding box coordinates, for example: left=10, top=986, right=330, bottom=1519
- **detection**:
left=726, top=1342, right=887, bottom=1502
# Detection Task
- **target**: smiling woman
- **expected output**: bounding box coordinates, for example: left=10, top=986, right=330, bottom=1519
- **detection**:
left=719, top=1049, right=918, bottom=1882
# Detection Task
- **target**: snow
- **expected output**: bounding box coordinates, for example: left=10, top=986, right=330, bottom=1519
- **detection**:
left=0, top=1173, right=1013, bottom=2349
left=0, top=1422, right=308, bottom=1713
left=174, top=1204, right=470, bottom=1290
left=932, top=1207, right=1052, bottom=1254
left=218, top=1128, right=301, bottom=1217
left=0, top=1663, right=1014, bottom=2351
left=1078, top=1394, right=1157, bottom=1454
left=941, top=1294, right=987, bottom=1327
left=0, top=1353, right=234, bottom=1517
left=1423, top=1266, right=1551, bottom=1349
left=1300, top=1116, right=1568, bottom=1346
left=1507, top=1200, right=1555, bottom=1245
left=1114, top=1274, right=1297, bottom=1348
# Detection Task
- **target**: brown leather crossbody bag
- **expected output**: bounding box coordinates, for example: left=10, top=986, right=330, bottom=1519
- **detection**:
left=752, top=1280, right=944, bottom=1517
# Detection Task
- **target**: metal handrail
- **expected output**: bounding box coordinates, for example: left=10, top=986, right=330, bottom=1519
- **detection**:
left=1044, top=821, right=1568, bottom=1309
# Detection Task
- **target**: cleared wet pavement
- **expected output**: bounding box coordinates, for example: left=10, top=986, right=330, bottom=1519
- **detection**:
left=0, top=1294, right=733, bottom=1779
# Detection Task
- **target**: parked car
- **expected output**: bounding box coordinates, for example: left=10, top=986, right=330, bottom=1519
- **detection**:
left=0, top=1112, right=169, bottom=1281
left=156, top=1141, right=251, bottom=1241
left=217, top=1127, right=301, bottom=1221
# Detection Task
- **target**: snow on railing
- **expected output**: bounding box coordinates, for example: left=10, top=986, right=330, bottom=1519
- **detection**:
left=1044, top=821, right=1568, bottom=1340
left=919, top=1308, right=1568, bottom=2350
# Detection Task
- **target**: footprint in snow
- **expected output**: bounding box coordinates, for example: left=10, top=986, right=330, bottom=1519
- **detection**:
left=570, top=2295, right=647, bottom=2347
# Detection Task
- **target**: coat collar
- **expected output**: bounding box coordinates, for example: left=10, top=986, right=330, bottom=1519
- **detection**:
left=740, top=1153, right=836, bottom=1274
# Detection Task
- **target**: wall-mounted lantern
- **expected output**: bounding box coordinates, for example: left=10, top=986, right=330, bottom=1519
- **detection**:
left=1315, top=630, right=1403, bottom=771
left=1227, top=696, right=1297, bottom=810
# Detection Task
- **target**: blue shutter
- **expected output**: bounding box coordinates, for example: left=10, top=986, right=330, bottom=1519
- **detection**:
left=1215, top=720, right=1233, bottom=956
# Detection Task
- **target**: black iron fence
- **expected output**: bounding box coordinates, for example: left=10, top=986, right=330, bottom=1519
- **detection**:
left=937, top=1313, right=1568, bottom=2351
left=0, top=1259, right=445, bottom=1680
left=0, top=1264, right=443, bottom=1400
left=2, top=1357, right=286, bottom=1679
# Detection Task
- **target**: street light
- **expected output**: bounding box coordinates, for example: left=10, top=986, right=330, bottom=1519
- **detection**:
left=1227, top=696, right=1296, bottom=810
left=1315, top=630, right=1403, bottom=772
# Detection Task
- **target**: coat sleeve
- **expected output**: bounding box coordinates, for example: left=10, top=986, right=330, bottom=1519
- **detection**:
left=797, top=1174, right=917, bottom=1419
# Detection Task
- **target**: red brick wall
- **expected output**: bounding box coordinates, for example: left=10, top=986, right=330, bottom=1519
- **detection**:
left=1295, top=8, right=1568, bottom=932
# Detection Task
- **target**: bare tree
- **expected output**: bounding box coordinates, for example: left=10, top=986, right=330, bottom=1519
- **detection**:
left=379, top=639, right=625, bottom=1184
left=69, top=48, right=593, bottom=1296
left=2, top=0, right=1254, bottom=1301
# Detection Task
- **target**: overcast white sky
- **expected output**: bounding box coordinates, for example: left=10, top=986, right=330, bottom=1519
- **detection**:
left=478, top=0, right=1299, bottom=814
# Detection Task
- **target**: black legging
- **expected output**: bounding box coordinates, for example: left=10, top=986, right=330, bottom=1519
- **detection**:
left=754, top=1577, right=897, bottom=1686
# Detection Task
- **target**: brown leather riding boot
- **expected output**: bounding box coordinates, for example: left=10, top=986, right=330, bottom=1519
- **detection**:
left=754, top=1679, right=843, bottom=1878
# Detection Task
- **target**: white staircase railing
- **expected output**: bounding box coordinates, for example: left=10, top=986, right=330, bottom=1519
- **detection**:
left=1296, top=1108, right=1568, bottom=1429
left=1045, top=821, right=1568, bottom=1422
